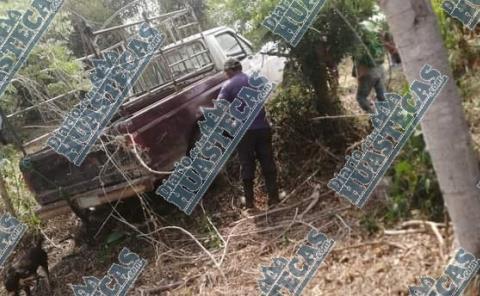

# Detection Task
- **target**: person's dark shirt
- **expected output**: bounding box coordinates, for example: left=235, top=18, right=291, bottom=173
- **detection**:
left=218, top=71, right=269, bottom=130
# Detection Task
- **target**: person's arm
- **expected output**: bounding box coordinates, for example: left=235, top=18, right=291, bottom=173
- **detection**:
left=383, top=41, right=397, bottom=52
left=217, top=82, right=231, bottom=101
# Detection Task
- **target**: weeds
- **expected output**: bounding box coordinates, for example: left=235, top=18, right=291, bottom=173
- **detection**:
left=196, top=214, right=223, bottom=250
left=386, top=129, right=443, bottom=224
left=0, top=145, right=40, bottom=227
left=360, top=214, right=380, bottom=235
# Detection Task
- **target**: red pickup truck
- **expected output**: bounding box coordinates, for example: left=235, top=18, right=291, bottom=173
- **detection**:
left=19, top=15, right=285, bottom=220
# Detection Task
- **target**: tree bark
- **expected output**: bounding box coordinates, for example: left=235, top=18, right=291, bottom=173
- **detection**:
left=379, top=0, right=480, bottom=257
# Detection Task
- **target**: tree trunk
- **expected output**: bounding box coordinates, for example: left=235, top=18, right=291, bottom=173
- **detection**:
left=292, top=44, right=347, bottom=141
left=379, top=0, right=480, bottom=259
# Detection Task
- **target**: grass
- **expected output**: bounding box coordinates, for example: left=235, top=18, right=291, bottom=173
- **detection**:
left=0, top=145, right=40, bottom=227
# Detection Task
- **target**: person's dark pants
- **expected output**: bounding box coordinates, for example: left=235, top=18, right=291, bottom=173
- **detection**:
left=237, top=128, right=279, bottom=207
left=356, top=66, right=386, bottom=113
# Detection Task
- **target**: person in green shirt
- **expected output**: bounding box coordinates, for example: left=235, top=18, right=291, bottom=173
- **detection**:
left=352, top=29, right=386, bottom=113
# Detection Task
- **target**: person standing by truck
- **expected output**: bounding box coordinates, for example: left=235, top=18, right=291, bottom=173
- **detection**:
left=218, top=58, right=280, bottom=209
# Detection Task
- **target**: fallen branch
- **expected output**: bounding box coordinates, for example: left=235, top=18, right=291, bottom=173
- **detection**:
left=383, top=229, right=425, bottom=235
left=228, top=214, right=337, bottom=239
left=430, top=222, right=446, bottom=259
left=260, top=208, right=299, bottom=253
left=138, top=225, right=229, bottom=285
left=126, top=133, right=173, bottom=175
left=298, top=186, right=321, bottom=219
left=400, top=220, right=447, bottom=228
left=229, top=194, right=314, bottom=227
left=332, top=240, right=407, bottom=252
left=279, top=169, right=326, bottom=205
left=396, top=220, right=446, bottom=258
left=140, top=275, right=201, bottom=295
left=334, top=213, right=352, bottom=240
left=311, top=114, right=369, bottom=120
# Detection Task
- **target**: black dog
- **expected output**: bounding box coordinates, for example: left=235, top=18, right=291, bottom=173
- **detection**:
left=4, top=234, right=50, bottom=295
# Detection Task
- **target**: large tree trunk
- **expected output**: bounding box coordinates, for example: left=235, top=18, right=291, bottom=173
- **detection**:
left=292, top=43, right=348, bottom=142
left=379, top=0, right=480, bottom=259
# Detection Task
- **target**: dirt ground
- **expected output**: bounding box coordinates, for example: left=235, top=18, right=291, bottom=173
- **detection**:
left=3, top=184, right=461, bottom=296
left=2, top=61, right=480, bottom=296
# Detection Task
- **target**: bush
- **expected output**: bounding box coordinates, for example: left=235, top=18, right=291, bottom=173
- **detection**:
left=0, top=145, right=40, bottom=227
left=386, top=129, right=443, bottom=224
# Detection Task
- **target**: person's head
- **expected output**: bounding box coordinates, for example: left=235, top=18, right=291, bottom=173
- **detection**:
left=223, top=58, right=242, bottom=78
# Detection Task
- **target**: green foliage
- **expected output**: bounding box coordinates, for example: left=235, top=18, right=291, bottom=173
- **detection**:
left=97, top=243, right=113, bottom=264
left=196, top=214, right=223, bottom=249
left=352, top=26, right=385, bottom=67
left=383, top=1, right=480, bottom=225
left=386, top=129, right=443, bottom=223
left=430, top=0, right=480, bottom=77
left=206, top=0, right=266, bottom=42
left=359, top=214, right=380, bottom=235
left=68, top=0, right=115, bottom=25
left=431, top=0, right=458, bottom=49
left=207, top=0, right=379, bottom=133
left=105, top=231, right=126, bottom=246
left=0, top=146, right=40, bottom=227
left=266, top=65, right=323, bottom=151
left=267, top=68, right=317, bottom=126
left=0, top=0, right=90, bottom=127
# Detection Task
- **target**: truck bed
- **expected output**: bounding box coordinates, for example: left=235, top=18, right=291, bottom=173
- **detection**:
left=20, top=71, right=226, bottom=210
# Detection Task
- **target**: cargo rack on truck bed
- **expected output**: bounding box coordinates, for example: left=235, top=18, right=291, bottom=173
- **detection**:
left=9, top=5, right=216, bottom=148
